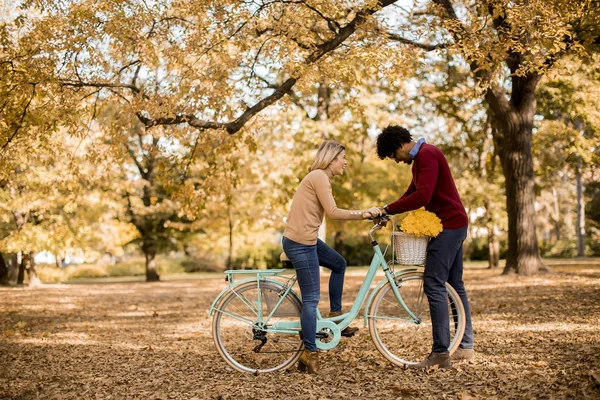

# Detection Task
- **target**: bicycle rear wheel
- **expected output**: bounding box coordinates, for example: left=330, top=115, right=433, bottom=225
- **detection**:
left=212, top=280, right=303, bottom=373
left=368, top=271, right=465, bottom=367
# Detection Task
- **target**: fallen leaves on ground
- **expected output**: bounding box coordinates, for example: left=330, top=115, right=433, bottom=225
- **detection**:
left=1, top=263, right=600, bottom=399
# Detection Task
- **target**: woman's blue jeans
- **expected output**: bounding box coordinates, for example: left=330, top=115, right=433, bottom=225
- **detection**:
left=424, top=225, right=474, bottom=353
left=282, top=236, right=347, bottom=352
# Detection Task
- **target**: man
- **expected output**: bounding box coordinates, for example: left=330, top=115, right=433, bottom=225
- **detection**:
left=376, top=125, right=474, bottom=369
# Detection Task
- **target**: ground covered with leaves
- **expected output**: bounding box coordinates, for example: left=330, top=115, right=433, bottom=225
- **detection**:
left=1, top=260, right=600, bottom=399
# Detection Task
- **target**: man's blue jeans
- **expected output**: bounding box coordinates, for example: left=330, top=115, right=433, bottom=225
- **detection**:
left=282, top=237, right=347, bottom=352
left=424, top=226, right=474, bottom=353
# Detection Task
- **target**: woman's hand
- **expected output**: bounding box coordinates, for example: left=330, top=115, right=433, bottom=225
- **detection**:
left=362, top=206, right=383, bottom=219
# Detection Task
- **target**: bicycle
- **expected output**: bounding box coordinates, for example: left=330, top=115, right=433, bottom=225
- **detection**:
left=208, top=215, right=466, bottom=374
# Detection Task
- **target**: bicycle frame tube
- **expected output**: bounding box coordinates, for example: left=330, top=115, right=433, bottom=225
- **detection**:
left=268, top=246, right=388, bottom=343
left=377, top=247, right=421, bottom=322
left=256, top=278, right=264, bottom=322
left=340, top=245, right=387, bottom=323
left=333, top=243, right=420, bottom=330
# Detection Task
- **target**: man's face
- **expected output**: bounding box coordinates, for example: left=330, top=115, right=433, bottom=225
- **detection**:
left=388, top=145, right=412, bottom=165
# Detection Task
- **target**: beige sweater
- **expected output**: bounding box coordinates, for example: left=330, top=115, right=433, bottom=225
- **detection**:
left=283, top=167, right=363, bottom=245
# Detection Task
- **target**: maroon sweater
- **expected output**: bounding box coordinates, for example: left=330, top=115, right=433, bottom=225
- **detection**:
left=387, top=143, right=468, bottom=229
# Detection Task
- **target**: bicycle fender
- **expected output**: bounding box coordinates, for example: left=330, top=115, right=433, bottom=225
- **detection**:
left=362, top=268, right=422, bottom=326
left=208, top=277, right=301, bottom=316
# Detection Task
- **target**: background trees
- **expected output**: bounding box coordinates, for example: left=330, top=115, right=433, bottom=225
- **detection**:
left=379, top=0, right=599, bottom=274
left=1, top=0, right=598, bottom=284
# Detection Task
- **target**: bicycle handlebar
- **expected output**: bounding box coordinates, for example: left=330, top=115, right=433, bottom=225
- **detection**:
left=368, top=215, right=390, bottom=241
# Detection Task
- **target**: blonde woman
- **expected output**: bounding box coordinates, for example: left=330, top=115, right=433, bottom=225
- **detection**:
left=282, top=141, right=381, bottom=375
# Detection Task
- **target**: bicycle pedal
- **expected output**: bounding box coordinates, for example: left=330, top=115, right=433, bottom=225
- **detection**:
left=341, top=332, right=356, bottom=338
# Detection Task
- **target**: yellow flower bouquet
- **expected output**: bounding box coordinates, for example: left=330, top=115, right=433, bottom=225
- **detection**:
left=398, top=209, right=443, bottom=238
left=393, top=209, right=442, bottom=265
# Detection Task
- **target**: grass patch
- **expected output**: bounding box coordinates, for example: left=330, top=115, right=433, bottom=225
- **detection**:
left=35, top=255, right=194, bottom=283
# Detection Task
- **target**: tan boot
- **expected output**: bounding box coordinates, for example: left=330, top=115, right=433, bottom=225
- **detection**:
left=297, top=349, right=323, bottom=375
left=451, top=347, right=475, bottom=361
left=327, top=311, right=359, bottom=337
left=408, top=352, right=451, bottom=369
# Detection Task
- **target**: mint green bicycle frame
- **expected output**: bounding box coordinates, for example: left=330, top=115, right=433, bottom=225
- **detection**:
left=209, top=218, right=423, bottom=351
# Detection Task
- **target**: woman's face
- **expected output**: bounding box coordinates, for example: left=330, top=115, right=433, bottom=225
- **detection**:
left=330, top=150, right=347, bottom=176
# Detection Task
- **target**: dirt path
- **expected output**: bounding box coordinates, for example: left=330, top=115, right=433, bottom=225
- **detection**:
left=1, top=264, right=599, bottom=399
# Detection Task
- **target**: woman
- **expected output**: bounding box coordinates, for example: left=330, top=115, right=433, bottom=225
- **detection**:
left=282, top=141, right=381, bottom=375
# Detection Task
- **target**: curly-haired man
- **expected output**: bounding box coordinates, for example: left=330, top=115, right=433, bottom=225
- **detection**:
left=376, top=125, right=474, bottom=369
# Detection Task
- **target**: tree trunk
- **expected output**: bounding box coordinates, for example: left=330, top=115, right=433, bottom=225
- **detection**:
left=488, top=228, right=500, bottom=269
left=6, top=253, right=19, bottom=285
left=576, top=162, right=585, bottom=257
left=23, top=252, right=42, bottom=287
left=316, top=77, right=330, bottom=121
left=333, top=231, right=344, bottom=254
left=485, top=200, right=499, bottom=269
left=17, top=252, right=25, bottom=285
left=551, top=187, right=561, bottom=241
left=494, top=116, right=549, bottom=275
left=482, top=68, right=549, bottom=276
left=55, top=253, right=63, bottom=268
left=227, top=199, right=233, bottom=269
left=0, top=253, right=8, bottom=285
left=142, top=236, right=160, bottom=282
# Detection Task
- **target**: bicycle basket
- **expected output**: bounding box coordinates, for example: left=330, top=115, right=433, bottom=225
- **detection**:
left=392, top=231, right=429, bottom=265
left=263, top=289, right=299, bottom=317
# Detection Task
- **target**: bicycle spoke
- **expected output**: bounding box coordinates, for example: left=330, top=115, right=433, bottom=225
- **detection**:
left=213, top=308, right=256, bottom=325
left=229, top=287, right=260, bottom=317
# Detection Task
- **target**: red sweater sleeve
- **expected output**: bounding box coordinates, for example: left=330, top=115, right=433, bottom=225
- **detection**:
left=400, top=180, right=416, bottom=199
left=387, top=152, right=438, bottom=214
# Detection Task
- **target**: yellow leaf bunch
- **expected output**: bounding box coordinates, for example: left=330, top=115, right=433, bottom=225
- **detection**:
left=399, top=210, right=443, bottom=238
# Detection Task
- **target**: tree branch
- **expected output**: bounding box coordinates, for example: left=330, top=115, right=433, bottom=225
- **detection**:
left=118, top=60, right=141, bottom=75
left=432, top=0, right=513, bottom=123
left=61, top=80, right=141, bottom=94
left=125, top=142, right=146, bottom=179
left=387, top=32, right=449, bottom=51
left=256, top=74, right=313, bottom=119
left=139, top=0, right=399, bottom=134
left=1, top=84, right=36, bottom=151
left=55, top=1, right=398, bottom=135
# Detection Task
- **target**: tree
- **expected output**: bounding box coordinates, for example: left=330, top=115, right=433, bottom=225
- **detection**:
left=535, top=54, right=600, bottom=256
left=407, top=54, right=506, bottom=268
left=2, top=1, right=403, bottom=278
left=382, top=0, right=600, bottom=274
left=0, top=129, right=138, bottom=285
left=4, top=1, right=399, bottom=157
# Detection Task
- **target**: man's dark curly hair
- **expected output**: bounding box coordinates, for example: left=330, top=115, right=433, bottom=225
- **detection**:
left=376, top=125, right=413, bottom=159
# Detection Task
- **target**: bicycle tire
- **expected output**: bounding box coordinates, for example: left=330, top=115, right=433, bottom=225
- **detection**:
left=368, top=271, right=466, bottom=367
left=212, top=280, right=303, bottom=373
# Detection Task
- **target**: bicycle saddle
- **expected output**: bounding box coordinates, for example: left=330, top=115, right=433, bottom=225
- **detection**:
left=280, top=252, right=293, bottom=268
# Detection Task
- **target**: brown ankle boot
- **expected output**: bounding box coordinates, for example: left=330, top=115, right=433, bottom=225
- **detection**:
left=408, top=352, right=451, bottom=369
left=327, top=311, right=359, bottom=337
left=297, top=350, right=323, bottom=375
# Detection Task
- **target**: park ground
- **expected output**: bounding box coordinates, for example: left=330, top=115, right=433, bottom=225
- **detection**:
left=1, top=259, right=600, bottom=400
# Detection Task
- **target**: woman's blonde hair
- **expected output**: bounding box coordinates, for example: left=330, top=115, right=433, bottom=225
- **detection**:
left=309, top=141, right=345, bottom=172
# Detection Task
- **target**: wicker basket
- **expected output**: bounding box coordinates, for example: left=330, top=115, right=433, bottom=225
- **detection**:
left=392, top=231, right=429, bottom=265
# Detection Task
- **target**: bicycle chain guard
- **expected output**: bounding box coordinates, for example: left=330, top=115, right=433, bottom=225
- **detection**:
left=315, top=320, right=340, bottom=351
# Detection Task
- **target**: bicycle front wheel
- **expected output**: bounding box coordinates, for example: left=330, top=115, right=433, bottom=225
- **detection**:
left=368, top=271, right=466, bottom=367
left=212, top=280, right=303, bottom=373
